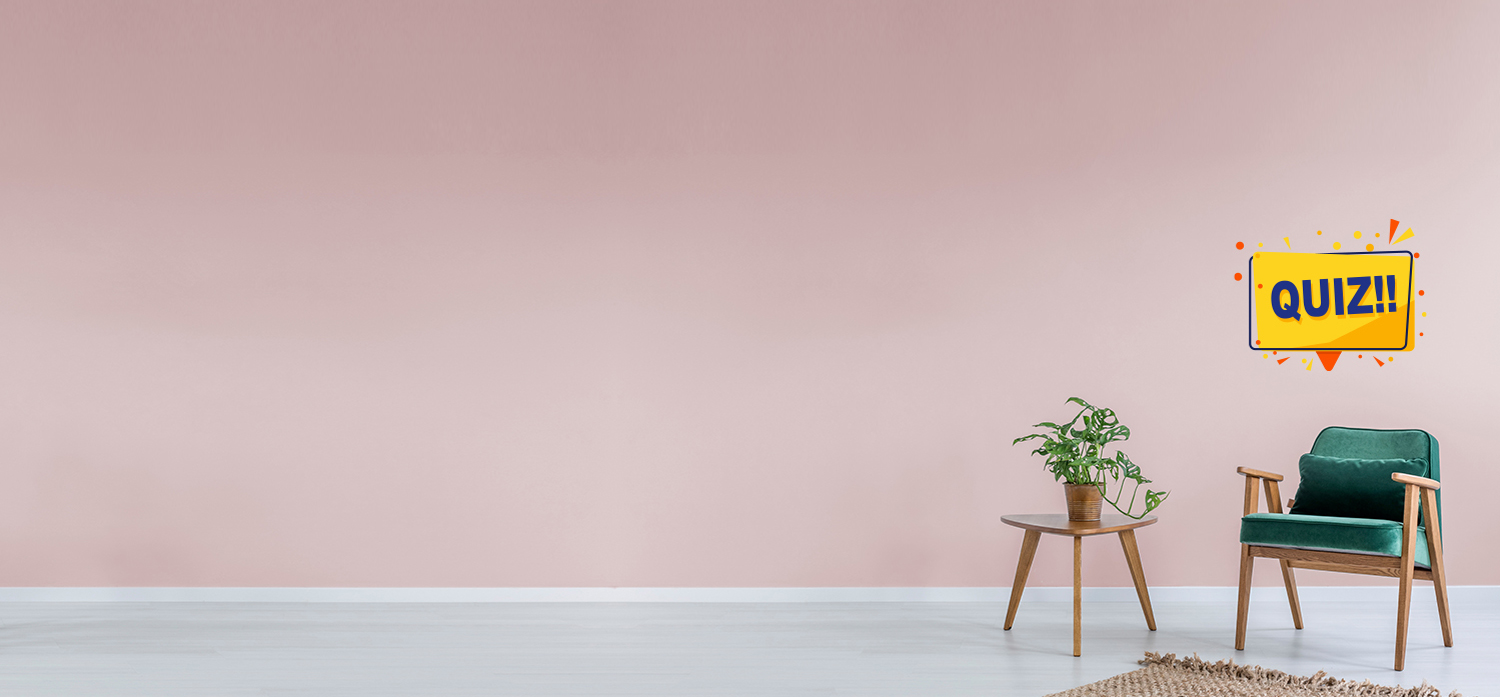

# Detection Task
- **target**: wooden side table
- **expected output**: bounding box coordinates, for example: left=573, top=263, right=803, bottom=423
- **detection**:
left=1001, top=513, right=1157, bottom=657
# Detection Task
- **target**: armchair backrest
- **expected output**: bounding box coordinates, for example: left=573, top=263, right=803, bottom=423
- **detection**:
left=1309, top=427, right=1440, bottom=529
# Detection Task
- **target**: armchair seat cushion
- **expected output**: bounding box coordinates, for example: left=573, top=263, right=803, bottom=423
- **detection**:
left=1240, top=512, right=1430, bottom=569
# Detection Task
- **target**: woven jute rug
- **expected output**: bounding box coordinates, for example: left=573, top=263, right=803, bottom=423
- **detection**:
left=1045, top=653, right=1461, bottom=697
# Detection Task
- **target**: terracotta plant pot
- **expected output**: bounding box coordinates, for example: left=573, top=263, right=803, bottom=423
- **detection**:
left=1064, top=483, right=1103, bottom=522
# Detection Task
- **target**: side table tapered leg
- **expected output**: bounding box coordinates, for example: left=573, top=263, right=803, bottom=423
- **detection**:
left=1118, top=529, right=1156, bottom=630
left=1004, top=530, right=1041, bottom=630
left=1073, top=535, right=1082, bottom=657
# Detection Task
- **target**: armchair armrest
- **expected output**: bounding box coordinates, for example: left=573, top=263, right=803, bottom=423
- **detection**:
left=1236, top=467, right=1285, bottom=482
left=1236, top=467, right=1289, bottom=515
left=1392, top=472, right=1440, bottom=490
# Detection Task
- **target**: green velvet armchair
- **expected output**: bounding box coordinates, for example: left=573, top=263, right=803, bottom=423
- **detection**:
left=1235, top=427, right=1450, bottom=671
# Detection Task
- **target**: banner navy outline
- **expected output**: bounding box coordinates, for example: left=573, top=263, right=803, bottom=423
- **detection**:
left=1247, top=250, right=1414, bottom=352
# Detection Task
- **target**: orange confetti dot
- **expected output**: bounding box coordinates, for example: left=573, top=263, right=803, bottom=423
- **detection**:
left=1236, top=241, right=1244, bottom=250
left=1234, top=272, right=1242, bottom=281
left=1414, top=252, right=1420, bottom=259
left=1418, top=290, right=1425, bottom=296
left=1257, top=283, right=1263, bottom=289
left=1358, top=354, right=1363, bottom=358
left=1365, top=243, right=1374, bottom=252
left=1420, top=332, right=1424, bottom=336
left=1317, top=230, right=1323, bottom=235
left=1272, top=351, right=1277, bottom=355
left=1256, top=340, right=1261, bottom=346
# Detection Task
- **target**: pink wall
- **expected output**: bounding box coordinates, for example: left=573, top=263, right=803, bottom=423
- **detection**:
left=2, top=1, right=1498, bottom=588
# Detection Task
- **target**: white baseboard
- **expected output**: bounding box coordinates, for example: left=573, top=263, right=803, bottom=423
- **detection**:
left=0, top=586, right=1492, bottom=603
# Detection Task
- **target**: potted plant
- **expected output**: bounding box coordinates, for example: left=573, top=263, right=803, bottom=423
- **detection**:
left=1012, top=397, right=1168, bottom=521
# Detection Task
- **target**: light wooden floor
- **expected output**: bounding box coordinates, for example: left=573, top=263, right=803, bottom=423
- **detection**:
left=0, top=597, right=1492, bottom=695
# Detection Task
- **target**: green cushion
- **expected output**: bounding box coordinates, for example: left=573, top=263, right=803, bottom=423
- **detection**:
left=1240, top=512, right=1429, bottom=568
left=1288, top=454, right=1427, bottom=522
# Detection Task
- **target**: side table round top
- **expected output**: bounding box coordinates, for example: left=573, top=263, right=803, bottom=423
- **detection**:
left=1001, top=513, right=1157, bottom=536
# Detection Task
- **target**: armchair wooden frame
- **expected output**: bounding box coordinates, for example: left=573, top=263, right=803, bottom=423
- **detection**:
left=1234, top=466, right=1451, bottom=671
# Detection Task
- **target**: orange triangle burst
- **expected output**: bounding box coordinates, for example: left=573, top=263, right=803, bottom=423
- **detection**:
left=1390, top=219, right=1399, bottom=243
left=1276, top=357, right=1290, bottom=364
left=1374, top=356, right=1386, bottom=367
left=1316, top=351, right=1342, bottom=371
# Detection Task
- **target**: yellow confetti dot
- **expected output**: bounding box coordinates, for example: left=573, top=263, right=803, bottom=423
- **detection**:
left=1354, top=231, right=1362, bottom=239
left=1333, top=242, right=1342, bottom=250
left=1257, top=243, right=1263, bottom=248
left=1263, top=354, right=1268, bottom=359
left=1366, top=243, right=1374, bottom=252
left=1422, top=312, right=1426, bottom=317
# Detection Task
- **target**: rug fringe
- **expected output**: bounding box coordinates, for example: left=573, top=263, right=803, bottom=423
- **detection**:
left=1138, top=652, right=1460, bottom=697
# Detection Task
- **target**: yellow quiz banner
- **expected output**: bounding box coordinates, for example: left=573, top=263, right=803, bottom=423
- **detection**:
left=1249, top=251, right=1414, bottom=351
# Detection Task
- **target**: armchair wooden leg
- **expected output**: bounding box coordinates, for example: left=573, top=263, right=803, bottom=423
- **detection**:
left=1118, top=530, right=1156, bottom=631
left=1004, top=530, right=1041, bottom=631
left=1421, top=488, right=1453, bottom=647
left=1432, top=561, right=1453, bottom=647
left=1236, top=544, right=1253, bottom=651
left=1395, top=555, right=1414, bottom=670
left=1394, top=485, right=1420, bottom=671
left=1278, top=560, right=1303, bottom=630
